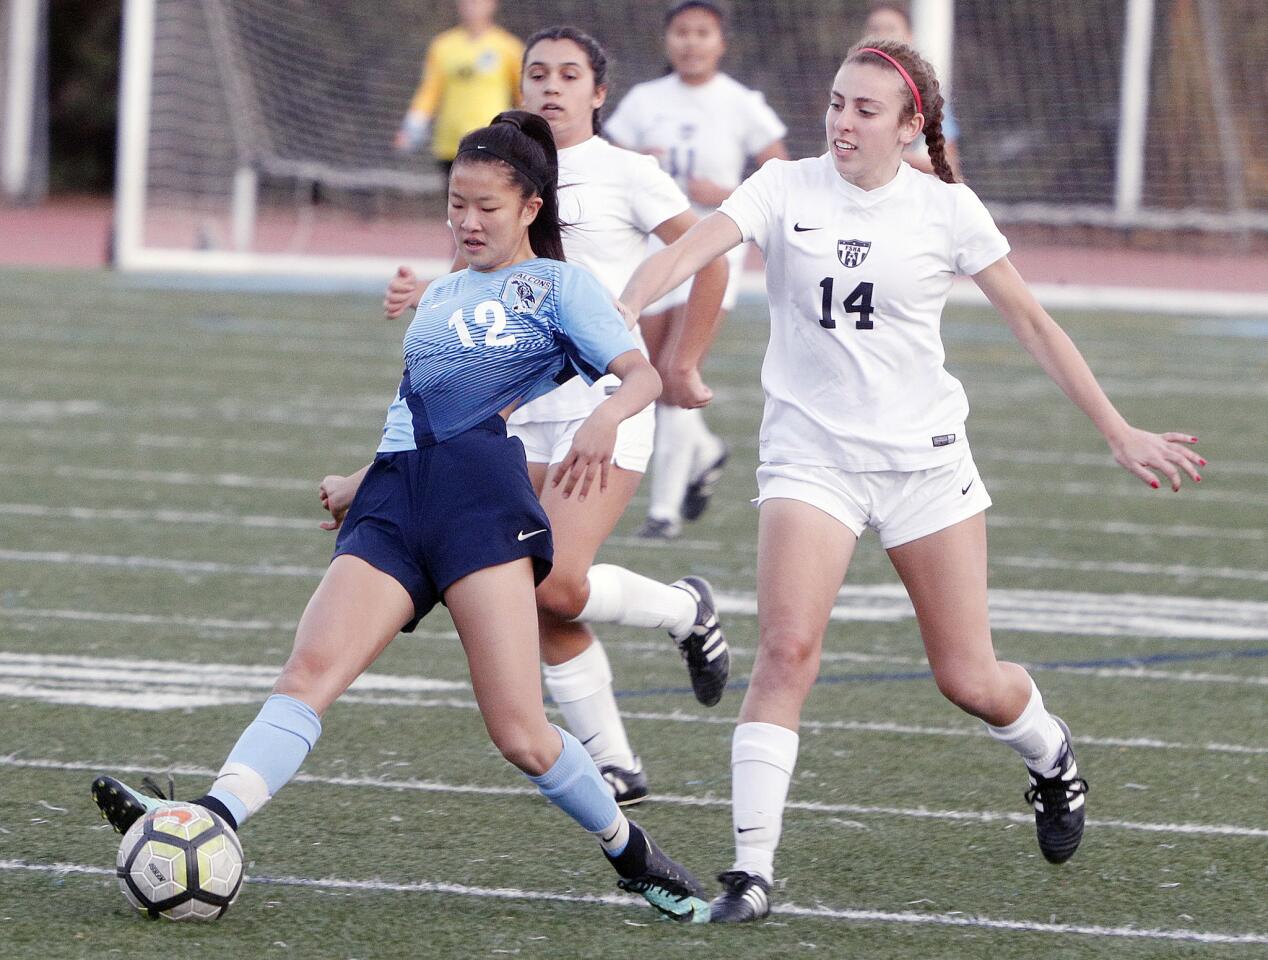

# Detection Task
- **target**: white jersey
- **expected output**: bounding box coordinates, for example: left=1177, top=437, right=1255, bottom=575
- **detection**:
left=719, top=155, right=1010, bottom=471
left=510, top=135, right=689, bottom=424
left=605, top=72, right=786, bottom=216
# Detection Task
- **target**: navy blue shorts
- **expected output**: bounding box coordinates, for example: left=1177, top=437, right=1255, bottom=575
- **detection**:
left=332, top=415, right=553, bottom=632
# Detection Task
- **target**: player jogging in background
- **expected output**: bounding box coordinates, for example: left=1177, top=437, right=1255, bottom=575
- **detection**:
left=92, top=112, right=711, bottom=923
left=372, top=25, right=732, bottom=808
left=394, top=0, right=523, bottom=176
left=621, top=39, right=1205, bottom=921
left=606, top=0, right=789, bottom=540
left=861, top=0, right=961, bottom=178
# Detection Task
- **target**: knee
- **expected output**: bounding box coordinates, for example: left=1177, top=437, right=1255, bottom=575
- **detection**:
left=535, top=568, right=588, bottom=620
left=932, top=666, right=1002, bottom=719
left=755, top=627, right=822, bottom=685
left=275, top=649, right=327, bottom=699
left=490, top=727, right=559, bottom=777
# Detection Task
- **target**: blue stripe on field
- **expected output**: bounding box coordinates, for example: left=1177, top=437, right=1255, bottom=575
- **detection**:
left=615, top=646, right=1268, bottom=699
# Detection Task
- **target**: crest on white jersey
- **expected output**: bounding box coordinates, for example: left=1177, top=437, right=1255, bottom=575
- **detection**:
left=500, top=273, right=552, bottom=316
left=837, top=239, right=872, bottom=268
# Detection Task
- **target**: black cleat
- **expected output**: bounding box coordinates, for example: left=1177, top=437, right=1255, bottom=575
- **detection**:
left=611, top=822, right=709, bottom=923
left=709, top=870, right=771, bottom=923
left=90, top=774, right=176, bottom=835
left=635, top=516, right=681, bottom=540
left=1025, top=716, right=1089, bottom=864
left=600, top=758, right=649, bottom=807
left=681, top=444, right=728, bottom=522
left=671, top=576, right=729, bottom=707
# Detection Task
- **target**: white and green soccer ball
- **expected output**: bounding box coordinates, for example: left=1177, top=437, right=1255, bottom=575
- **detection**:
left=116, top=803, right=244, bottom=920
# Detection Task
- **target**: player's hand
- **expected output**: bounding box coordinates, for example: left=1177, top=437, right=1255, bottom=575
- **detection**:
left=1107, top=428, right=1204, bottom=492
left=384, top=266, right=419, bottom=320
left=552, top=409, right=619, bottom=501
left=661, top=366, right=713, bottom=409
left=686, top=176, right=731, bottom=208
left=318, top=474, right=357, bottom=530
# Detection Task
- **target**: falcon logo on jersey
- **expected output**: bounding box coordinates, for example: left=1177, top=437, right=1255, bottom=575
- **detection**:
left=837, top=239, right=871, bottom=268
left=500, top=273, right=552, bottom=316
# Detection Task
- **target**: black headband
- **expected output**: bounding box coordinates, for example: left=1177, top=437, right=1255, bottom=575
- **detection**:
left=453, top=142, right=547, bottom=195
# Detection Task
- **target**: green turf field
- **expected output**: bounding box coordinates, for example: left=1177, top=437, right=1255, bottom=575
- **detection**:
left=1, top=267, right=1265, bottom=958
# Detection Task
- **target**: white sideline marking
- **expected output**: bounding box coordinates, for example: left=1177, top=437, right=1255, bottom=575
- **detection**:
left=6, top=756, right=1268, bottom=839
left=2, top=651, right=1265, bottom=755
left=995, top=555, right=1268, bottom=584
left=0, top=653, right=464, bottom=712
left=4, top=500, right=1259, bottom=545
left=7, top=545, right=1268, bottom=592
left=1, top=860, right=1265, bottom=945
left=4, top=459, right=1266, bottom=507
left=0, top=503, right=315, bottom=530
left=2, top=859, right=1264, bottom=945
left=2, top=567, right=1267, bottom=642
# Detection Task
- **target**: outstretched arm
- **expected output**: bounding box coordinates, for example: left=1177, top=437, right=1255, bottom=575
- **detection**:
left=973, top=257, right=1204, bottom=491
left=622, top=212, right=743, bottom=404
left=650, top=210, right=731, bottom=407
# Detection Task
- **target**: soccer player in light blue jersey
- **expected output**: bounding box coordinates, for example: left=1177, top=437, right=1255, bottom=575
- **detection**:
left=92, top=111, right=711, bottom=923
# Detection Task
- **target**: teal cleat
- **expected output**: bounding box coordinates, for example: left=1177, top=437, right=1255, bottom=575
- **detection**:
left=91, top=774, right=178, bottom=834
left=612, top=822, right=710, bottom=923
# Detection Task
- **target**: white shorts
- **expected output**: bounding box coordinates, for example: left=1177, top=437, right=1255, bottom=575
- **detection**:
left=755, top=447, right=992, bottom=549
left=509, top=401, right=655, bottom=473
left=646, top=239, right=746, bottom=314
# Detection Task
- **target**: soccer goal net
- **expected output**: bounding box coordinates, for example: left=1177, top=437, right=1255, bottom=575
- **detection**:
left=113, top=0, right=1268, bottom=277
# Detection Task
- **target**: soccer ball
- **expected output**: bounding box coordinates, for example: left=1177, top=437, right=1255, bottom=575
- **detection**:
left=116, top=803, right=244, bottom=920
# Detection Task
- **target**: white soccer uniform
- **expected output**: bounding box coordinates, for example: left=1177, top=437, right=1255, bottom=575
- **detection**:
left=508, top=135, right=690, bottom=468
left=719, top=155, right=1010, bottom=545
left=606, top=73, right=786, bottom=311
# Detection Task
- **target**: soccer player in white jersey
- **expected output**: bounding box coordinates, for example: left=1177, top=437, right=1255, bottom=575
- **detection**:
left=92, top=113, right=711, bottom=922
left=621, top=39, right=1206, bottom=921
left=606, top=0, right=789, bottom=540
left=370, top=26, right=733, bottom=807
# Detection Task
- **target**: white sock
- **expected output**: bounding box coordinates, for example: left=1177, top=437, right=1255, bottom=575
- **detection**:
left=576, top=563, right=696, bottom=636
left=647, top=405, right=700, bottom=522
left=730, top=721, right=799, bottom=884
left=541, top=641, right=637, bottom=771
left=986, top=680, right=1065, bottom=772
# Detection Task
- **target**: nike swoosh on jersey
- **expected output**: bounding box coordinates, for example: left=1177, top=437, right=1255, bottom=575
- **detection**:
left=961, top=480, right=975, bottom=495
left=792, top=223, right=821, bottom=232
left=517, top=528, right=548, bottom=541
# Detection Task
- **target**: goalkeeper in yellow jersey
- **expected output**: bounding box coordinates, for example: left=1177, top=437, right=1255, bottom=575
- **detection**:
left=394, top=0, right=524, bottom=174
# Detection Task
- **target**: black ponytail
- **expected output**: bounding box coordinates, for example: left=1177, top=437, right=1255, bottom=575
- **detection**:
left=523, top=25, right=610, bottom=136
left=453, top=110, right=566, bottom=261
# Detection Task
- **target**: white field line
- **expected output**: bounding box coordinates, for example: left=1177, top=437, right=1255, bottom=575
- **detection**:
left=994, top=555, right=1268, bottom=584
left=0, top=503, right=315, bottom=530
left=5, top=756, right=1266, bottom=840
left=6, top=422, right=1262, bottom=478
left=2, top=650, right=1266, bottom=755
left=974, top=447, right=1263, bottom=477
left=3, top=565, right=1266, bottom=642
left=4, top=460, right=1268, bottom=508
left=3, top=860, right=1265, bottom=945
left=9, top=500, right=1262, bottom=547
left=4, top=500, right=1261, bottom=547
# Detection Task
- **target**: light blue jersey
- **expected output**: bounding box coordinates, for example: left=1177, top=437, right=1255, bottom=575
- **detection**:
left=379, top=259, right=637, bottom=450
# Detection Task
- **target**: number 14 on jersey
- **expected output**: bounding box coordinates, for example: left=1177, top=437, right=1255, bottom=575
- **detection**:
left=818, top=278, right=875, bottom=330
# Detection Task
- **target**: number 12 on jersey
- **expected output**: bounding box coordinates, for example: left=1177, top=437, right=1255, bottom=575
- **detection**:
left=818, top=278, right=875, bottom=330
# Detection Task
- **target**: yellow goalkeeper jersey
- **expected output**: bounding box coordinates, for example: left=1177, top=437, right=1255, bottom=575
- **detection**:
left=407, top=25, right=524, bottom=160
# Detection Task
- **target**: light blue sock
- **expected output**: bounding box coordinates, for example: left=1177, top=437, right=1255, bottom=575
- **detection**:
left=206, top=694, right=322, bottom=827
left=528, top=725, right=626, bottom=854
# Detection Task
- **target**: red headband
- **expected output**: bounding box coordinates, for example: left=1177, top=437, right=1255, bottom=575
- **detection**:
left=857, top=47, right=923, bottom=117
